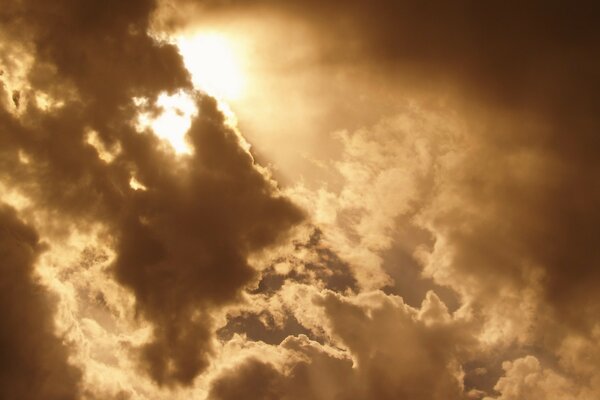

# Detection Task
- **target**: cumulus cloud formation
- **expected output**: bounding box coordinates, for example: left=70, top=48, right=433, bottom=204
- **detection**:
left=1, top=0, right=599, bottom=399
left=209, top=288, right=473, bottom=400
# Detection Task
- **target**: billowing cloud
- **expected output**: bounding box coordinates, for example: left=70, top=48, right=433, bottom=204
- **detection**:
left=113, top=95, right=303, bottom=385
left=483, top=355, right=600, bottom=400
left=1, top=0, right=302, bottom=389
left=208, top=288, right=476, bottom=400
left=1, top=0, right=599, bottom=398
left=0, top=204, right=81, bottom=399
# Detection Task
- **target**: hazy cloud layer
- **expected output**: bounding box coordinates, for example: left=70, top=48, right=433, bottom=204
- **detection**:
left=173, top=0, right=600, bottom=397
left=1, top=0, right=599, bottom=398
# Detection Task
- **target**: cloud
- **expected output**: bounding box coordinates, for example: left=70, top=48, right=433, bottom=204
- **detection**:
left=1, top=0, right=303, bottom=388
left=2, top=0, right=600, bottom=398
left=208, top=288, right=476, bottom=400
left=483, top=356, right=588, bottom=400
left=113, top=95, right=304, bottom=385
left=0, top=204, right=81, bottom=399
left=168, top=0, right=600, bottom=330
left=175, top=0, right=600, bottom=118
left=288, top=102, right=463, bottom=292
left=161, top=1, right=600, bottom=395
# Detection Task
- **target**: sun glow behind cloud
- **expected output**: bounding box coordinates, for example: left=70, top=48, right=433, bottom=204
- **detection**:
left=132, top=32, right=245, bottom=155
left=135, top=91, right=197, bottom=155
left=3, top=1, right=600, bottom=399
left=177, top=33, right=245, bottom=102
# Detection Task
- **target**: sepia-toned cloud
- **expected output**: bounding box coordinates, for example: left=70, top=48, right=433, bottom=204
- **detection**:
left=1, top=0, right=599, bottom=398
left=1, top=0, right=302, bottom=389
left=0, top=204, right=81, bottom=399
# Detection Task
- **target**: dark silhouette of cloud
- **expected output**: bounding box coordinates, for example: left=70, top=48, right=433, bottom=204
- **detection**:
left=1, top=0, right=303, bottom=387
left=0, top=204, right=81, bottom=399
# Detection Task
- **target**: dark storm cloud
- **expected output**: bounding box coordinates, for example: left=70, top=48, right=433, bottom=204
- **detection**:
left=0, top=204, right=81, bottom=399
left=1, top=0, right=303, bottom=387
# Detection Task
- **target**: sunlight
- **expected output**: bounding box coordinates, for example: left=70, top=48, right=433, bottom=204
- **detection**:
left=177, top=33, right=245, bottom=101
left=135, top=91, right=197, bottom=155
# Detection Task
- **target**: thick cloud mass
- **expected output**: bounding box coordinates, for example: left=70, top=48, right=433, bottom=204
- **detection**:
left=1, top=0, right=600, bottom=398
left=208, top=289, right=472, bottom=400
left=0, top=205, right=81, bottom=399
left=167, top=0, right=600, bottom=397
left=114, top=96, right=303, bottom=384
left=1, top=0, right=302, bottom=389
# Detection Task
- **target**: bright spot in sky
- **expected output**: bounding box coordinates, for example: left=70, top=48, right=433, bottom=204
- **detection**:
left=136, top=33, right=244, bottom=155
left=129, top=176, right=147, bottom=191
left=177, top=33, right=245, bottom=101
left=135, top=91, right=197, bottom=155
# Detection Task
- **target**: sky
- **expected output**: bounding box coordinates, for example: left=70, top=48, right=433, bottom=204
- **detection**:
left=0, top=1, right=599, bottom=399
